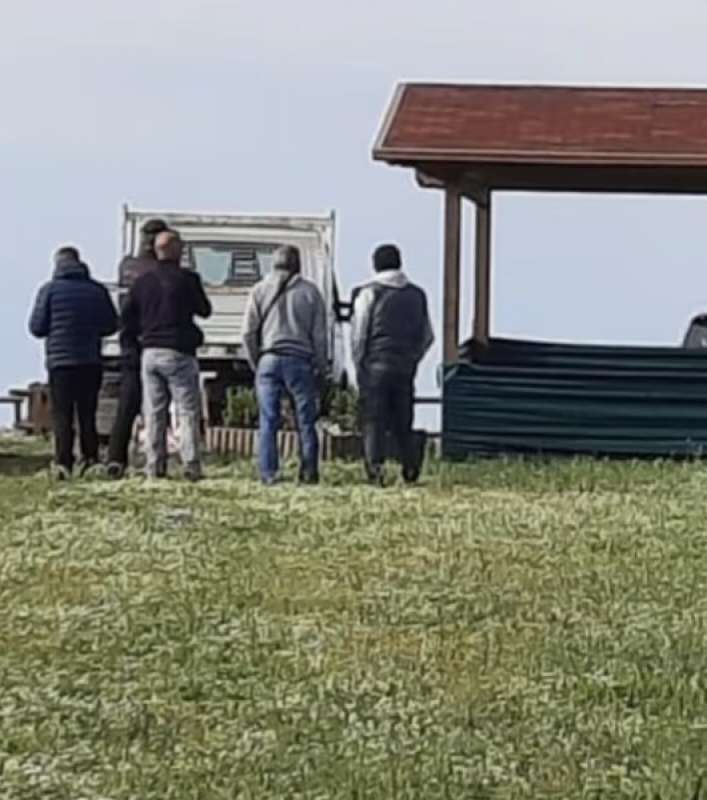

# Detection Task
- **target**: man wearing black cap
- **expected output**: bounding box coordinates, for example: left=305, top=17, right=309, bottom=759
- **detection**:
left=351, top=244, right=434, bottom=486
left=106, top=218, right=168, bottom=478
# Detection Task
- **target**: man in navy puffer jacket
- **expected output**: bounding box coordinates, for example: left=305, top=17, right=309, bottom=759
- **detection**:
left=29, top=247, right=118, bottom=477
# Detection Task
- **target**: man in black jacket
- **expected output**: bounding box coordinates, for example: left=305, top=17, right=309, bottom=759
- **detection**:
left=106, top=218, right=168, bottom=478
left=29, top=246, right=118, bottom=478
left=122, top=230, right=211, bottom=480
left=351, top=244, right=434, bottom=485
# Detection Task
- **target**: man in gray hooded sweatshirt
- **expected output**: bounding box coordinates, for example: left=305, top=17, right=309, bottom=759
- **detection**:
left=243, top=245, right=327, bottom=485
left=351, top=244, right=434, bottom=485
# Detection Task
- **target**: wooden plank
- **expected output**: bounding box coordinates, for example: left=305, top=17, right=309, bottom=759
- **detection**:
left=473, top=192, right=492, bottom=344
left=443, top=187, right=462, bottom=363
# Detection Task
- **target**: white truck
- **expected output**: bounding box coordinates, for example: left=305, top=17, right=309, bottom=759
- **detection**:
left=99, top=206, right=350, bottom=432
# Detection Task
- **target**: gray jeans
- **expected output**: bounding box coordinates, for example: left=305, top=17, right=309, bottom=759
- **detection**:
left=142, top=348, right=202, bottom=475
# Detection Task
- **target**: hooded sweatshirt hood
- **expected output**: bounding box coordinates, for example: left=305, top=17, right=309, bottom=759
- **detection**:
left=373, top=269, right=409, bottom=289
left=53, top=258, right=89, bottom=280
left=350, top=269, right=433, bottom=374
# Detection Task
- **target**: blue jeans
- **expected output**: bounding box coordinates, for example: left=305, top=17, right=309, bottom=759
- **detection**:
left=256, top=354, right=319, bottom=482
left=142, top=349, right=202, bottom=476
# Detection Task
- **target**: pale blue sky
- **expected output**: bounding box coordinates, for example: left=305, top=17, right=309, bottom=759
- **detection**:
left=4, top=0, right=707, bottom=425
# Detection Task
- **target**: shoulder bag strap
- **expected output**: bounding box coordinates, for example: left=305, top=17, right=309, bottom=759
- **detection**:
left=256, top=272, right=297, bottom=347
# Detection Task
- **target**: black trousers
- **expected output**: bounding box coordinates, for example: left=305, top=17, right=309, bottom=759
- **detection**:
left=49, top=365, right=103, bottom=470
left=107, top=366, right=142, bottom=466
left=359, top=368, right=421, bottom=481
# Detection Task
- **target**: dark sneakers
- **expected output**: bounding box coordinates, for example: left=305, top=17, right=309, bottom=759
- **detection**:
left=366, top=463, right=421, bottom=486
left=77, top=459, right=98, bottom=478
left=146, top=460, right=168, bottom=480
left=106, top=462, right=125, bottom=480
left=52, top=464, right=72, bottom=482
left=366, top=466, right=386, bottom=488
left=183, top=461, right=203, bottom=483
left=402, top=466, right=421, bottom=485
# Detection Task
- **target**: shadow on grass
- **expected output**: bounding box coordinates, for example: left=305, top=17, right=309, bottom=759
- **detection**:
left=0, top=453, right=52, bottom=477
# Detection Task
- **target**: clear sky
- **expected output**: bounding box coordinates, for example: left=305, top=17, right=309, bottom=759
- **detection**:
left=3, top=0, right=707, bottom=426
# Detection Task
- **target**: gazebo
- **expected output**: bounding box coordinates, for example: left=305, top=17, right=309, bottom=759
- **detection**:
left=373, top=83, right=707, bottom=458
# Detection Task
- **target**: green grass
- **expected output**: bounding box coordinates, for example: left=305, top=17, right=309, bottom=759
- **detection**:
left=2, top=437, right=707, bottom=798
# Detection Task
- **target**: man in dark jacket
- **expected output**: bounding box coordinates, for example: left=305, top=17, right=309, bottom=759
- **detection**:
left=351, top=244, right=434, bottom=486
left=106, top=218, right=168, bottom=478
left=121, top=230, right=211, bottom=480
left=29, top=246, right=118, bottom=478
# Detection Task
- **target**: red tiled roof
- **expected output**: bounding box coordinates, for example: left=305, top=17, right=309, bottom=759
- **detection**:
left=374, top=83, right=707, bottom=167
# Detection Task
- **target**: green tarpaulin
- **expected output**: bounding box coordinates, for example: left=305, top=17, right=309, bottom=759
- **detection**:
left=443, top=339, right=707, bottom=458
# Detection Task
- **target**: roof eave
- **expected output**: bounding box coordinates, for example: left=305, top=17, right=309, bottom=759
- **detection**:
left=373, top=147, right=707, bottom=169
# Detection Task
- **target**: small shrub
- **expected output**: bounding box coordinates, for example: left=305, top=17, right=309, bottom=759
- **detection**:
left=223, top=387, right=259, bottom=429
left=322, top=385, right=359, bottom=433
left=222, top=384, right=360, bottom=432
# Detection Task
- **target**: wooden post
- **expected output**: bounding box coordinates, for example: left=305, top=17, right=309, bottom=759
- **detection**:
left=473, top=191, right=492, bottom=345
left=443, top=187, right=462, bottom=363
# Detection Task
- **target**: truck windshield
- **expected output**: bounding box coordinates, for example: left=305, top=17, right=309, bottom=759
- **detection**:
left=184, top=242, right=281, bottom=287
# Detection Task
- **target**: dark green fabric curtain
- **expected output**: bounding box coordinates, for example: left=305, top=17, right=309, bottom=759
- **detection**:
left=443, top=339, right=707, bottom=458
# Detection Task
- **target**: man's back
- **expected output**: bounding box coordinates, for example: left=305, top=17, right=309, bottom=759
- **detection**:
left=119, top=253, right=159, bottom=288
left=352, top=270, right=433, bottom=376
left=245, top=246, right=324, bottom=485
left=126, top=263, right=211, bottom=356
left=29, top=260, right=118, bottom=368
left=244, top=272, right=327, bottom=371
left=117, top=254, right=160, bottom=363
left=369, top=283, right=428, bottom=359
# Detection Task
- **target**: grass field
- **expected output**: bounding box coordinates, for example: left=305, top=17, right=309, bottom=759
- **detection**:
left=2, top=437, right=707, bottom=798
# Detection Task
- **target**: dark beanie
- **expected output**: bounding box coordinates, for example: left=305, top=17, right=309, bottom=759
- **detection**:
left=373, top=244, right=401, bottom=272
left=141, top=218, right=169, bottom=236
left=139, top=219, right=169, bottom=257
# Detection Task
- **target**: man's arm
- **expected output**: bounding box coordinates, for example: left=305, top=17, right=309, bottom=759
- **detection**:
left=310, top=287, right=328, bottom=375
left=242, top=288, right=261, bottom=371
left=120, top=283, right=141, bottom=341
left=99, top=286, right=119, bottom=337
left=118, top=288, right=141, bottom=363
left=416, top=292, right=435, bottom=363
left=188, top=273, right=212, bottom=319
left=28, top=284, right=51, bottom=339
left=118, top=255, right=135, bottom=287
left=350, top=285, right=374, bottom=373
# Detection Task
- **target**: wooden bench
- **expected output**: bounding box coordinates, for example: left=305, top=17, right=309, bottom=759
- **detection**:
left=3, top=386, right=51, bottom=435
left=0, top=393, right=25, bottom=429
